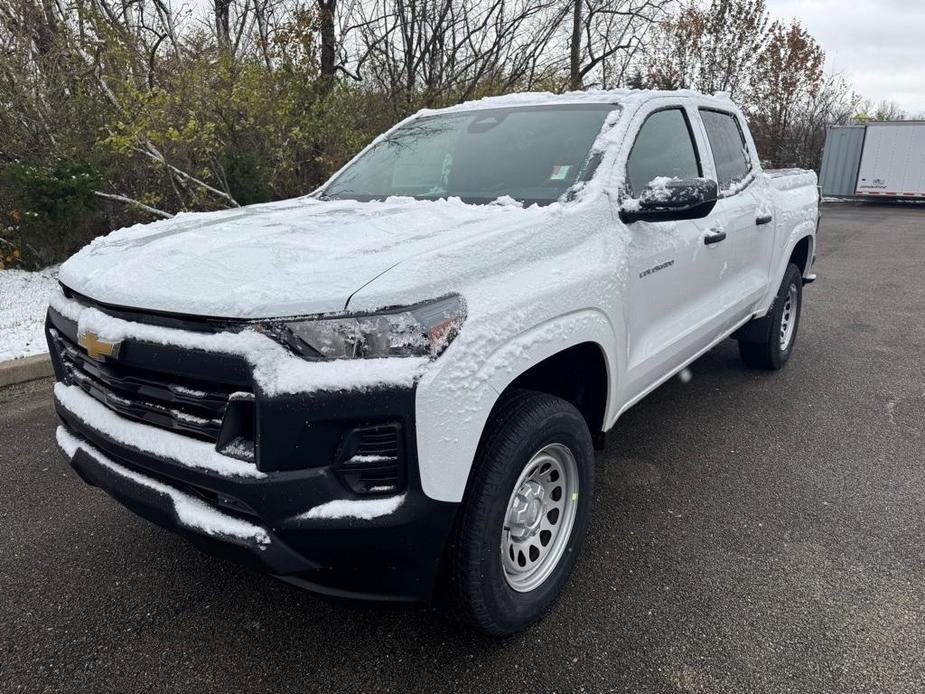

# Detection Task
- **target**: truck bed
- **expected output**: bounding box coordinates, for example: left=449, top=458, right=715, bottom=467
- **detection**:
left=765, top=168, right=818, bottom=192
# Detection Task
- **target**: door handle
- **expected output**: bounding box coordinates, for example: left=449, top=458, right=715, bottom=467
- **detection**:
left=704, top=229, right=727, bottom=245
left=756, top=213, right=773, bottom=225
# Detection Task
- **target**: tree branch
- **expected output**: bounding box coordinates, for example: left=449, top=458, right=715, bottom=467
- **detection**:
left=93, top=191, right=174, bottom=219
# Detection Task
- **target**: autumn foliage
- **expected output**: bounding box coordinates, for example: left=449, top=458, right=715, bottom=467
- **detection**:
left=0, top=0, right=870, bottom=269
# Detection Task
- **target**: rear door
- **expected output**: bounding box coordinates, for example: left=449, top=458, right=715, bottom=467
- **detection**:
left=621, top=102, right=731, bottom=404
left=696, top=108, right=773, bottom=318
left=856, top=122, right=925, bottom=198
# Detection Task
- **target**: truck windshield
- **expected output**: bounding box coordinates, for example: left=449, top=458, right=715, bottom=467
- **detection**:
left=323, top=104, right=619, bottom=206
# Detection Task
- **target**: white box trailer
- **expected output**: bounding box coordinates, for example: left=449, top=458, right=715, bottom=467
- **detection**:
left=819, top=121, right=925, bottom=200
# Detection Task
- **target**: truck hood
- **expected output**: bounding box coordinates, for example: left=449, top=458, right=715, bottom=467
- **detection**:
left=59, top=196, right=551, bottom=319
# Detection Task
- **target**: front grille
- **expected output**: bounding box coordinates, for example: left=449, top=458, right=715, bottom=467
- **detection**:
left=335, top=424, right=404, bottom=495
left=50, top=327, right=245, bottom=443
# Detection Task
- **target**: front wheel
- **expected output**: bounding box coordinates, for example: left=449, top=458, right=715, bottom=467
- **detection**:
left=738, top=263, right=803, bottom=370
left=448, top=390, right=594, bottom=636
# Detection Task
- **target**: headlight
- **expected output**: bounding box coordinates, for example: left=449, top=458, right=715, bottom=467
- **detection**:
left=276, top=295, right=466, bottom=360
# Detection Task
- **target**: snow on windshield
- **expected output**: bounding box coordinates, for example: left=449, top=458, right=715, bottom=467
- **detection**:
left=323, top=104, right=618, bottom=206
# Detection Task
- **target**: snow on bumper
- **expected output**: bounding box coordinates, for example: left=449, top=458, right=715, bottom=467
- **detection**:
left=53, top=383, right=460, bottom=601
left=55, top=382, right=264, bottom=478
left=57, top=426, right=270, bottom=547
left=53, top=384, right=409, bottom=525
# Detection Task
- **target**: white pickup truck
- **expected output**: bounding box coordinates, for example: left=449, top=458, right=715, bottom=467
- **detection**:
left=48, top=89, right=818, bottom=635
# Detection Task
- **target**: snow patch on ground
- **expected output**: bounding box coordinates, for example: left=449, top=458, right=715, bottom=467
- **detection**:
left=56, top=426, right=270, bottom=546
left=298, top=494, right=406, bottom=521
left=55, top=383, right=265, bottom=478
left=0, top=266, right=59, bottom=361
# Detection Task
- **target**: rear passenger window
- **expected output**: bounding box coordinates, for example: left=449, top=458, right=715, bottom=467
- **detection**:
left=700, top=109, right=752, bottom=192
left=626, top=108, right=701, bottom=195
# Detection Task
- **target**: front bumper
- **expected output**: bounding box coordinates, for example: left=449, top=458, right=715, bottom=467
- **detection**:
left=48, top=308, right=459, bottom=603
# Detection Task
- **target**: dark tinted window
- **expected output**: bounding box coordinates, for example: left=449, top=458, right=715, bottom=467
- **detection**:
left=324, top=105, right=616, bottom=206
left=700, top=109, right=752, bottom=191
left=626, top=108, right=701, bottom=195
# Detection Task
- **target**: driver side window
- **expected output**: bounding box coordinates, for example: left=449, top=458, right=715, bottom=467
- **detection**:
left=626, top=108, right=702, bottom=195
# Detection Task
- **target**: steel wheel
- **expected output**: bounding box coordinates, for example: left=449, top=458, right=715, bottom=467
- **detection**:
left=501, top=443, right=579, bottom=593
left=779, top=282, right=799, bottom=351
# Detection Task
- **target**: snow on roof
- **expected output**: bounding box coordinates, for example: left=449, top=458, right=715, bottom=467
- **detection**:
left=418, top=88, right=736, bottom=116
left=420, top=89, right=631, bottom=115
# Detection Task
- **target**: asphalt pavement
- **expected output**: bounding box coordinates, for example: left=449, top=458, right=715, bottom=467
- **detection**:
left=1, top=202, right=924, bottom=693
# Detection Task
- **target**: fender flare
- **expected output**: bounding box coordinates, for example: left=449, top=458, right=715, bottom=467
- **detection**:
left=780, top=224, right=816, bottom=278
left=738, top=227, right=816, bottom=343
left=755, top=223, right=816, bottom=310
left=414, top=309, right=619, bottom=503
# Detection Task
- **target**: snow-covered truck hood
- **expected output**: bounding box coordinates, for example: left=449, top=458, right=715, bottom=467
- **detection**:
left=58, top=196, right=551, bottom=319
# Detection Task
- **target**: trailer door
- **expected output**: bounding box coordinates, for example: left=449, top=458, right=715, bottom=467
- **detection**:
left=819, top=126, right=865, bottom=197
left=856, top=122, right=925, bottom=199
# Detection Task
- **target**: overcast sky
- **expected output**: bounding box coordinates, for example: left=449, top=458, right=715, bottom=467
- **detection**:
left=766, top=0, right=925, bottom=114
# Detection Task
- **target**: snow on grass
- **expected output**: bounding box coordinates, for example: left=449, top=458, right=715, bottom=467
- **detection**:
left=0, top=266, right=59, bottom=362
left=298, top=494, right=406, bottom=521
left=56, top=426, right=270, bottom=546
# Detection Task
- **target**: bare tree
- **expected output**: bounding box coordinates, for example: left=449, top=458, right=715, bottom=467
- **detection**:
left=567, top=0, right=673, bottom=90
left=352, top=0, right=563, bottom=111
left=214, top=0, right=233, bottom=49
left=855, top=99, right=912, bottom=122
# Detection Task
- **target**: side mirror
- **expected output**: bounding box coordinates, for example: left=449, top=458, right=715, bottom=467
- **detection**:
left=619, top=177, right=718, bottom=224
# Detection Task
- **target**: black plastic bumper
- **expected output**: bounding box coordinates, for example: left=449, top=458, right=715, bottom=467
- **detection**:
left=55, top=403, right=459, bottom=602
left=47, top=308, right=460, bottom=603
left=66, top=442, right=311, bottom=575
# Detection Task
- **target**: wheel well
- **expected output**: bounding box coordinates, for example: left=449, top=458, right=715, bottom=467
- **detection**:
left=789, top=236, right=812, bottom=275
left=505, top=342, right=608, bottom=436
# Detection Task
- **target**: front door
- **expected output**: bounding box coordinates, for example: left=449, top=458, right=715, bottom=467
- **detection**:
left=620, top=104, right=732, bottom=405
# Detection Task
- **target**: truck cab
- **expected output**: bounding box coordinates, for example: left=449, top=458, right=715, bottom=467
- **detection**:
left=48, top=89, right=819, bottom=635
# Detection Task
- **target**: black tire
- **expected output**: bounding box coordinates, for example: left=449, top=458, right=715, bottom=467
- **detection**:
left=448, top=389, right=595, bottom=637
left=738, top=263, right=803, bottom=370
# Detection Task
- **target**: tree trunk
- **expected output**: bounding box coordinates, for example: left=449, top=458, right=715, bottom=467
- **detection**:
left=569, top=0, right=582, bottom=90
left=319, top=0, right=336, bottom=84
left=214, top=0, right=231, bottom=50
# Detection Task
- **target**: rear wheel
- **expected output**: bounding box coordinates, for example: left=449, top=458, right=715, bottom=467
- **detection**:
left=738, top=263, right=803, bottom=370
left=448, top=390, right=594, bottom=636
